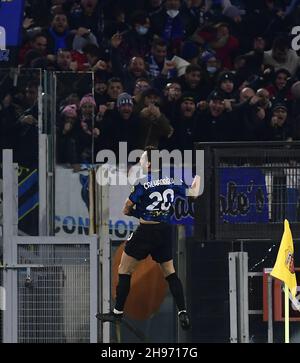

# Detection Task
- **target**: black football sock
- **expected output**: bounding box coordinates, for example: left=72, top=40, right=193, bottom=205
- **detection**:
left=166, top=272, right=186, bottom=312
left=115, top=274, right=131, bottom=312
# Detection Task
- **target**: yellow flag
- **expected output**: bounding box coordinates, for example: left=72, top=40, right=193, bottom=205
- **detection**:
left=271, top=219, right=297, bottom=297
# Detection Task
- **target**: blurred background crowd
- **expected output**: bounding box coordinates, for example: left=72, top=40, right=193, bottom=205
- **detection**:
left=1, top=0, right=300, bottom=166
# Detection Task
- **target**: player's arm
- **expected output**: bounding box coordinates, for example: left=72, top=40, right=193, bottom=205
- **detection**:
left=124, top=184, right=143, bottom=218
left=187, top=175, right=201, bottom=198
left=123, top=198, right=135, bottom=215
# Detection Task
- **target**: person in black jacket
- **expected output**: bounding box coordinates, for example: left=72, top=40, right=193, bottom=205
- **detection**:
left=168, top=93, right=199, bottom=151
left=213, top=71, right=239, bottom=103
left=264, top=101, right=292, bottom=141
left=150, top=0, right=197, bottom=55
left=178, top=64, right=208, bottom=102
left=99, top=93, right=140, bottom=159
left=195, top=90, right=236, bottom=142
left=116, top=11, right=152, bottom=63
left=110, top=33, right=149, bottom=94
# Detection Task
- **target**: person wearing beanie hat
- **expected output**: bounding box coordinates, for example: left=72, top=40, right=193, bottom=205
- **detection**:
left=117, top=92, right=134, bottom=109
left=201, top=51, right=221, bottom=95
left=216, top=71, right=238, bottom=102
left=77, top=94, right=100, bottom=162
left=60, top=104, right=78, bottom=138
left=271, top=101, right=288, bottom=113
left=168, top=92, right=198, bottom=151
left=208, top=90, right=224, bottom=102
left=142, top=88, right=162, bottom=107
left=79, top=94, right=97, bottom=135
left=217, top=71, right=235, bottom=85
left=97, top=92, right=139, bottom=157
left=222, top=5, right=245, bottom=23
left=79, top=94, right=97, bottom=109
left=201, top=50, right=216, bottom=64
left=266, top=100, right=291, bottom=141
left=61, top=104, right=78, bottom=118
left=202, top=51, right=219, bottom=76
left=57, top=105, right=79, bottom=164
left=179, top=93, right=196, bottom=106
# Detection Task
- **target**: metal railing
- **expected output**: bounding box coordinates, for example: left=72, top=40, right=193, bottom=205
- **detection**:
left=195, top=142, right=300, bottom=240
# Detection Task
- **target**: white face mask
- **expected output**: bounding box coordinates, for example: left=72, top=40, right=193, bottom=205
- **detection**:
left=167, top=10, right=179, bottom=18
left=136, top=26, right=149, bottom=35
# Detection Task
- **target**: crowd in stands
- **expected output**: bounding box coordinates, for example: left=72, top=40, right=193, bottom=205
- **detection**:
left=1, top=0, right=300, bottom=166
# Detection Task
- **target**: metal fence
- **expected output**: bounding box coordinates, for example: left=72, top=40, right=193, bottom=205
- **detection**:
left=195, top=142, right=300, bottom=240
left=17, top=243, right=92, bottom=343
left=1, top=151, right=98, bottom=343
left=2, top=237, right=98, bottom=343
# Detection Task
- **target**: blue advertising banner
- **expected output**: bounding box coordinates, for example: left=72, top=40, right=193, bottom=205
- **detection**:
left=219, top=167, right=269, bottom=224
left=0, top=0, right=25, bottom=47
left=167, top=166, right=195, bottom=225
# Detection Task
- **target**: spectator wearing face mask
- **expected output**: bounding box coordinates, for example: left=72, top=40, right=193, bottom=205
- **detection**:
left=201, top=51, right=221, bottom=95
left=117, top=11, right=153, bottom=63
left=150, top=0, right=197, bottom=55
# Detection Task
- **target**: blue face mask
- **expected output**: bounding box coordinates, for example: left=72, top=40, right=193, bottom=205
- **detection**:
left=207, top=66, right=217, bottom=74
left=136, top=26, right=149, bottom=35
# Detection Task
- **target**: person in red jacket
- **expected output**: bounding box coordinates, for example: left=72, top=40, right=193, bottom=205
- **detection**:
left=210, top=22, right=239, bottom=70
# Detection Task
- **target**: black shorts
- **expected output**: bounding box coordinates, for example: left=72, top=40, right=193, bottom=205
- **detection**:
left=124, top=223, right=173, bottom=263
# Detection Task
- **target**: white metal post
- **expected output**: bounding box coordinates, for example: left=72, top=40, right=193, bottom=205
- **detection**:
left=97, top=166, right=111, bottom=342
left=90, top=235, right=98, bottom=343
left=2, top=150, right=18, bottom=342
left=267, top=274, right=274, bottom=343
left=229, top=252, right=238, bottom=343
left=38, top=120, right=48, bottom=235
left=238, top=252, right=249, bottom=343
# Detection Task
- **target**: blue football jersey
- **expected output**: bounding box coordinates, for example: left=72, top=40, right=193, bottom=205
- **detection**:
left=129, top=171, right=189, bottom=223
